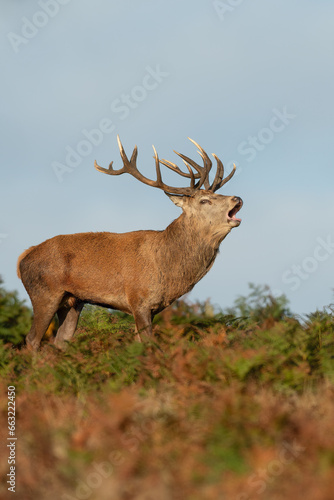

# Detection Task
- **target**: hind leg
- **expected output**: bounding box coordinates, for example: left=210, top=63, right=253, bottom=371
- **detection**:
left=26, top=295, right=64, bottom=351
left=132, top=308, right=153, bottom=342
left=54, top=300, right=84, bottom=350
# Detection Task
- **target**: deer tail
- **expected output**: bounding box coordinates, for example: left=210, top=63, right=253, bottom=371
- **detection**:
left=17, top=246, right=35, bottom=279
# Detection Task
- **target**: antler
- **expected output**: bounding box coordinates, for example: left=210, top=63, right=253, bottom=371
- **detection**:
left=94, top=136, right=236, bottom=195
left=209, top=154, right=236, bottom=192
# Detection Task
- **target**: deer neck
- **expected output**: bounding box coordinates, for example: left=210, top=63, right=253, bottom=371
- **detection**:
left=158, top=213, right=226, bottom=297
left=164, top=212, right=228, bottom=250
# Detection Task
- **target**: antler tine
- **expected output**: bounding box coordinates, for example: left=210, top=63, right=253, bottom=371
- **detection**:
left=220, top=162, right=236, bottom=188
left=173, top=152, right=204, bottom=189
left=174, top=150, right=210, bottom=190
left=159, top=158, right=201, bottom=179
left=117, top=135, right=129, bottom=164
left=94, top=159, right=110, bottom=174
left=152, top=145, right=163, bottom=184
left=152, top=146, right=195, bottom=190
left=195, top=151, right=211, bottom=190
left=210, top=154, right=236, bottom=192
left=130, top=144, right=138, bottom=164
left=95, top=136, right=235, bottom=196
left=187, top=138, right=212, bottom=190
left=181, top=159, right=195, bottom=188
left=209, top=154, right=225, bottom=192
left=94, top=135, right=131, bottom=175
left=94, top=158, right=123, bottom=175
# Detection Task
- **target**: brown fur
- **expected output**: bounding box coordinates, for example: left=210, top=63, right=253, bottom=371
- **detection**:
left=17, top=246, right=36, bottom=279
left=18, top=189, right=242, bottom=351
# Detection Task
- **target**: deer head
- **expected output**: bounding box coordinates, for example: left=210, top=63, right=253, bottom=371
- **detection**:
left=94, top=136, right=243, bottom=237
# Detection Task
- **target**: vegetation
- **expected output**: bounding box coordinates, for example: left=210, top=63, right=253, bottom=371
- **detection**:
left=0, top=283, right=334, bottom=499
left=0, top=277, right=32, bottom=345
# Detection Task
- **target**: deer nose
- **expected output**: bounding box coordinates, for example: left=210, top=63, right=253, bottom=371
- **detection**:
left=232, top=196, right=243, bottom=205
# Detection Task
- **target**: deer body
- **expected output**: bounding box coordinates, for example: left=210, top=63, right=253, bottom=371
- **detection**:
left=18, top=138, right=243, bottom=350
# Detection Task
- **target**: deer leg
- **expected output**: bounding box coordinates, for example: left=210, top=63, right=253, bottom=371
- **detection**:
left=54, top=301, right=84, bottom=350
left=133, top=309, right=153, bottom=342
left=26, top=295, right=63, bottom=351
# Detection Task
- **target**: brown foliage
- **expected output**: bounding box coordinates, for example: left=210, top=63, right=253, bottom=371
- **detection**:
left=1, top=304, right=334, bottom=499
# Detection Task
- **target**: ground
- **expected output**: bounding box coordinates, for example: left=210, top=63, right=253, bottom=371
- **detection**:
left=0, top=300, right=334, bottom=500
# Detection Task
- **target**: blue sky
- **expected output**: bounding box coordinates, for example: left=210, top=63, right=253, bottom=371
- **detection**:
left=1, top=0, right=333, bottom=316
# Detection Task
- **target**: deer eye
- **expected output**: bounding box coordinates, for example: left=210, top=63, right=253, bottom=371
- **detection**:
left=200, top=199, right=211, bottom=205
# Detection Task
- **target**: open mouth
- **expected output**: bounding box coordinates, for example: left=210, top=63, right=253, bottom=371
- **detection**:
left=227, top=200, right=243, bottom=223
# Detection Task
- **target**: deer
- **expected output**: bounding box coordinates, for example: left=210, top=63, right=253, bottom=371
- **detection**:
left=17, top=136, right=243, bottom=350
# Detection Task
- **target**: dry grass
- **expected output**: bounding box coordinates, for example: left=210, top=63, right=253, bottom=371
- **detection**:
left=1, top=301, right=334, bottom=500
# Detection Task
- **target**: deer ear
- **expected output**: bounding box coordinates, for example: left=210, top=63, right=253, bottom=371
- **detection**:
left=164, top=192, right=187, bottom=208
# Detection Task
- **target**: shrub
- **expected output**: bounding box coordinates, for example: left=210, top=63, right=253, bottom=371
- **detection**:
left=0, top=276, right=31, bottom=345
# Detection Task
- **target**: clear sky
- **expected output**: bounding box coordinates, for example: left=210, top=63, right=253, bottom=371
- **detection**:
left=1, top=1, right=333, bottom=316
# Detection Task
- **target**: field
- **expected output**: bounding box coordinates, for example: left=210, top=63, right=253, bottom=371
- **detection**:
left=1, top=286, right=334, bottom=500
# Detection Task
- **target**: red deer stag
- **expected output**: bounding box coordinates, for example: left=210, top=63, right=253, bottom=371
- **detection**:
left=17, top=137, right=243, bottom=350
